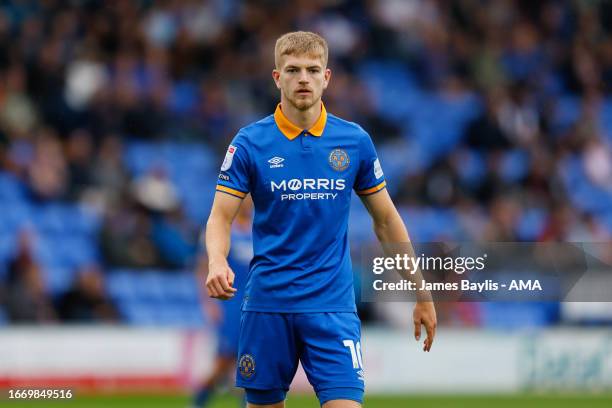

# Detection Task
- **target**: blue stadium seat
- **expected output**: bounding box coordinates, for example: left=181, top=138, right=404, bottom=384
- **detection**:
left=499, top=150, right=529, bottom=183
left=600, top=98, right=612, bottom=141
left=378, top=140, right=428, bottom=183
left=119, top=300, right=157, bottom=325
left=34, top=204, right=68, bottom=234
left=30, top=203, right=100, bottom=236
left=157, top=272, right=200, bottom=302
left=106, top=270, right=137, bottom=301
left=552, top=96, right=580, bottom=134
left=65, top=205, right=102, bottom=236
left=133, top=271, right=168, bottom=301
left=156, top=304, right=189, bottom=326
left=105, top=269, right=206, bottom=326
left=168, top=80, right=199, bottom=115
left=117, top=298, right=204, bottom=327
left=516, top=208, right=547, bottom=241
left=455, top=150, right=486, bottom=188
left=358, top=60, right=420, bottom=124
left=0, top=202, right=32, bottom=233
left=0, top=172, right=27, bottom=203
left=595, top=211, right=612, bottom=235
left=56, top=236, right=99, bottom=267
left=124, top=141, right=216, bottom=178
left=43, top=266, right=75, bottom=294
left=558, top=155, right=612, bottom=213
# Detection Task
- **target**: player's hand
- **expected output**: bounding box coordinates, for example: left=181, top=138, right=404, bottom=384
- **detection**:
left=206, top=260, right=237, bottom=300
left=413, top=301, right=437, bottom=352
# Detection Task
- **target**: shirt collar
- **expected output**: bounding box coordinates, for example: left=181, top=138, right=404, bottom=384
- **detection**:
left=274, top=102, right=327, bottom=140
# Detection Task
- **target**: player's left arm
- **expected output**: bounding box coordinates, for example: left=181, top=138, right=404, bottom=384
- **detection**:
left=360, top=189, right=437, bottom=352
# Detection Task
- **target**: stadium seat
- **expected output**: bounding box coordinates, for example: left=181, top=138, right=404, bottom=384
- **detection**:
left=157, top=272, right=201, bottom=302
left=0, top=202, right=32, bottom=233
left=516, top=208, right=547, bottom=241
left=106, top=271, right=137, bottom=301
left=552, top=96, right=581, bottom=134
left=499, top=150, right=530, bottom=183
left=0, top=172, right=27, bottom=203
left=133, top=271, right=168, bottom=302
left=119, top=301, right=157, bottom=325
left=43, top=266, right=76, bottom=295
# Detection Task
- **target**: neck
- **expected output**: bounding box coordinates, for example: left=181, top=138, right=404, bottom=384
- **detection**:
left=280, top=97, right=322, bottom=130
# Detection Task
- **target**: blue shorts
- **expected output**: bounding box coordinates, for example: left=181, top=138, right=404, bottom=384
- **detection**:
left=236, top=312, right=364, bottom=405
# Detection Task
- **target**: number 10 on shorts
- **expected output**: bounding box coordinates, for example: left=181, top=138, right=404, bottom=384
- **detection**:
left=343, top=339, right=363, bottom=369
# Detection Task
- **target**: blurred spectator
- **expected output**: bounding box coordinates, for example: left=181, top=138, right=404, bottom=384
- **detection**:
left=583, top=138, right=612, bottom=190
left=3, top=231, right=57, bottom=323
left=65, top=128, right=95, bottom=200
left=80, top=134, right=130, bottom=213
left=151, top=207, right=198, bottom=269
left=465, top=88, right=513, bottom=152
left=131, top=167, right=179, bottom=213
left=497, top=82, right=541, bottom=146
left=26, top=129, right=68, bottom=201
left=0, top=64, right=39, bottom=138
left=100, top=200, right=162, bottom=268
left=56, top=265, right=119, bottom=323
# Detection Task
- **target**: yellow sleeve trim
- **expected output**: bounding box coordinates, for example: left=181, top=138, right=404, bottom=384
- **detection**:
left=356, top=180, right=386, bottom=196
left=216, top=185, right=247, bottom=198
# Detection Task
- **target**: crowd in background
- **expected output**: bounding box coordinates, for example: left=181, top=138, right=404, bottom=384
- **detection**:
left=1, top=0, right=611, bottom=326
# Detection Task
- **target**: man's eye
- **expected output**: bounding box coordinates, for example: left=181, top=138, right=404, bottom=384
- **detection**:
left=287, top=68, right=298, bottom=73
left=309, top=69, right=320, bottom=73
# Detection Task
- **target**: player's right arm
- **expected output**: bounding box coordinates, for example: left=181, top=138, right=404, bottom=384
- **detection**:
left=207, top=132, right=251, bottom=300
left=205, top=192, right=243, bottom=300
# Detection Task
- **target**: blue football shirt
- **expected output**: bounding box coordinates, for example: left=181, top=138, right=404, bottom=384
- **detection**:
left=216, top=103, right=386, bottom=312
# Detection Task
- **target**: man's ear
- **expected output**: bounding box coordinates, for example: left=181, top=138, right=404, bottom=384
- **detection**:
left=272, top=69, right=281, bottom=89
left=323, top=68, right=332, bottom=89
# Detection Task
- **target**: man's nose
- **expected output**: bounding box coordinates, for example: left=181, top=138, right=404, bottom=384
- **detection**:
left=298, top=70, right=309, bottom=83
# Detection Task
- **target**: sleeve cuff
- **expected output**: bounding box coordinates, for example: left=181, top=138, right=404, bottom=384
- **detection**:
left=216, top=185, right=248, bottom=198
left=356, top=180, right=386, bottom=196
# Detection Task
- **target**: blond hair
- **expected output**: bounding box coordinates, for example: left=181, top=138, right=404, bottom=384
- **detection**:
left=274, top=31, right=328, bottom=69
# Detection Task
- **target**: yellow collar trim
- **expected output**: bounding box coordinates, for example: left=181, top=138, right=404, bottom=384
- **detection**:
left=274, top=103, right=327, bottom=140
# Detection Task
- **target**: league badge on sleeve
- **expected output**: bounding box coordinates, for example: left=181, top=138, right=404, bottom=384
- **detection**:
left=374, top=158, right=383, bottom=179
left=221, top=145, right=237, bottom=171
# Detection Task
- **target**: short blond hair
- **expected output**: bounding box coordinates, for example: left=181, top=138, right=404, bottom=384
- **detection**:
left=274, top=31, right=328, bottom=69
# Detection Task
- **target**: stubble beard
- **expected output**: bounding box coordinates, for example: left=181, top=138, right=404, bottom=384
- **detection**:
left=285, top=89, right=319, bottom=111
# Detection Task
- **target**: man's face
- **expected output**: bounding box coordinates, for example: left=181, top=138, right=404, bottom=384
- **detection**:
left=273, top=54, right=331, bottom=111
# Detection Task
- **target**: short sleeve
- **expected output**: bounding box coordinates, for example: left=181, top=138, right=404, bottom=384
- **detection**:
left=354, top=132, right=386, bottom=196
left=216, top=132, right=251, bottom=199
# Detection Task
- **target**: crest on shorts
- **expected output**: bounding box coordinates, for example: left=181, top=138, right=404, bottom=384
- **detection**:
left=329, top=149, right=350, bottom=171
left=238, top=354, right=256, bottom=379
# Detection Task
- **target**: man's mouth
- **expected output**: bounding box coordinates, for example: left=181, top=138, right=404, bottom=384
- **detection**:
left=296, top=89, right=312, bottom=95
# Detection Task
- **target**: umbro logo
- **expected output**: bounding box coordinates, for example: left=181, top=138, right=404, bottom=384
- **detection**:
left=268, top=156, right=285, bottom=168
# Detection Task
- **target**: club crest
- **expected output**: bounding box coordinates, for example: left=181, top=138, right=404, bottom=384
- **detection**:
left=238, top=354, right=256, bottom=379
left=329, top=149, right=350, bottom=172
